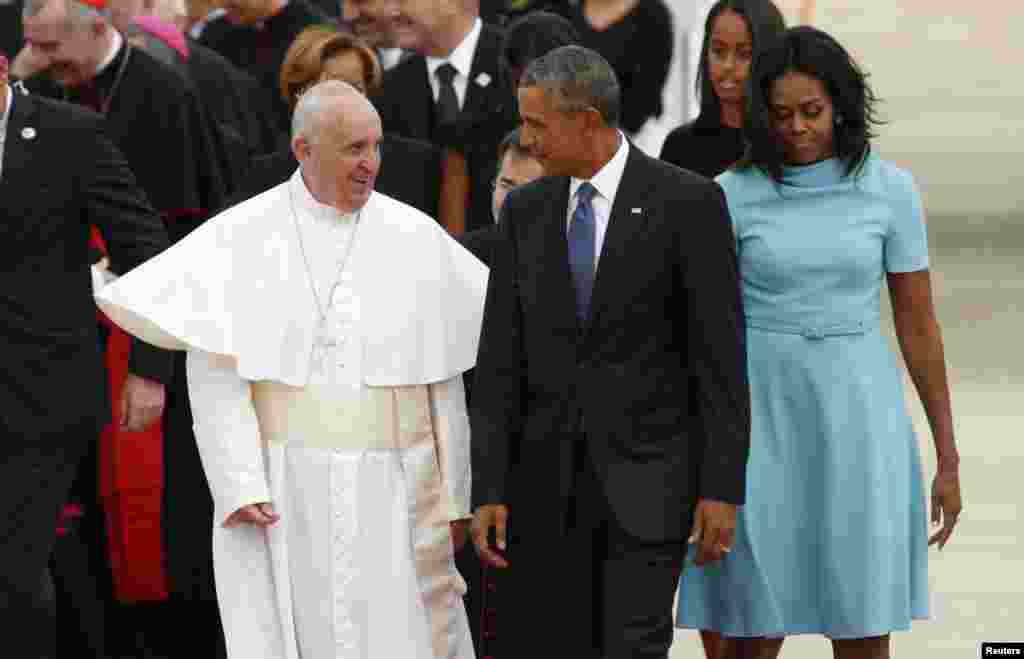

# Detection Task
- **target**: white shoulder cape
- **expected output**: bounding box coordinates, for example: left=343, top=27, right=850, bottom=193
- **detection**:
left=96, top=172, right=489, bottom=386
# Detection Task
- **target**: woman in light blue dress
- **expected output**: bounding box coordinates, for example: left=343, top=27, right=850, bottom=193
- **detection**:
left=676, top=26, right=964, bottom=659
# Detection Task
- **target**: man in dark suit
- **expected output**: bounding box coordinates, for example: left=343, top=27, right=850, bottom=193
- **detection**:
left=470, top=46, right=750, bottom=658
left=374, top=0, right=518, bottom=232
left=0, top=59, right=171, bottom=659
left=457, top=127, right=541, bottom=659
left=21, top=3, right=231, bottom=654
left=459, top=127, right=542, bottom=266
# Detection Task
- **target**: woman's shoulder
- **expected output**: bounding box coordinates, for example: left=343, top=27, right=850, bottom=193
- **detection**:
left=715, top=166, right=772, bottom=198
left=856, top=151, right=919, bottom=201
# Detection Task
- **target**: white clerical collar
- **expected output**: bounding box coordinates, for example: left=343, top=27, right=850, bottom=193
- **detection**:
left=96, top=30, right=124, bottom=76
left=425, top=17, right=482, bottom=84
left=570, top=130, right=629, bottom=205
left=291, top=168, right=357, bottom=224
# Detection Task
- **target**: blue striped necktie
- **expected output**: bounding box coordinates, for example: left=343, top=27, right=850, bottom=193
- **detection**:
left=568, top=182, right=598, bottom=324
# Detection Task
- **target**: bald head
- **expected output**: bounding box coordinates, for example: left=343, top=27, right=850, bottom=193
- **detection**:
left=291, top=80, right=383, bottom=213
left=291, top=79, right=377, bottom=146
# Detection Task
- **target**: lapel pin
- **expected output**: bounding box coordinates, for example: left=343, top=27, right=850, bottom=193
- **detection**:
left=21, top=127, right=37, bottom=140
left=475, top=72, right=491, bottom=88
left=631, top=207, right=642, bottom=214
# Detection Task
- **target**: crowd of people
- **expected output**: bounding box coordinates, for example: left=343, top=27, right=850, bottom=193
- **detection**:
left=1, top=0, right=964, bottom=658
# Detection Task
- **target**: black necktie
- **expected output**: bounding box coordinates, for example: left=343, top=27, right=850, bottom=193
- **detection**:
left=435, top=62, right=460, bottom=128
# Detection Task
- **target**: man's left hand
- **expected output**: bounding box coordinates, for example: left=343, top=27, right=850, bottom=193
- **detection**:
left=119, top=374, right=166, bottom=432
left=450, top=519, right=471, bottom=553
left=688, top=498, right=738, bottom=566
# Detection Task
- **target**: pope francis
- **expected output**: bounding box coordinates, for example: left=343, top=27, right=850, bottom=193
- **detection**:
left=95, top=80, right=486, bottom=659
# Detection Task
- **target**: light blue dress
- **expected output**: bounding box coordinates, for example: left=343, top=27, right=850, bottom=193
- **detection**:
left=676, top=153, right=931, bottom=639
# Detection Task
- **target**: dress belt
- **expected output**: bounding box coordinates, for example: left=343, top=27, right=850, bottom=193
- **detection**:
left=745, top=316, right=873, bottom=340
left=251, top=381, right=403, bottom=450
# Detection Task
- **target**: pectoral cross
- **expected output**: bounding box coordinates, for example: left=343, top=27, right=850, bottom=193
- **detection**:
left=311, top=319, right=339, bottom=373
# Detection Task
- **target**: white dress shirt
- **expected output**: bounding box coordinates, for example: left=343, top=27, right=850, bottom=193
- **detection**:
left=378, top=47, right=405, bottom=71
left=424, top=17, right=483, bottom=111
left=0, top=84, right=12, bottom=180
left=567, top=131, right=630, bottom=267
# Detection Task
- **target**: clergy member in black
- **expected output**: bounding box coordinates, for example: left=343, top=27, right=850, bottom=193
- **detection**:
left=0, top=66, right=171, bottom=659
left=199, top=0, right=328, bottom=141
left=23, top=4, right=230, bottom=657
left=118, top=11, right=281, bottom=197
left=184, top=38, right=280, bottom=191
left=375, top=0, right=518, bottom=232
left=24, top=1, right=226, bottom=241
left=471, top=46, right=750, bottom=658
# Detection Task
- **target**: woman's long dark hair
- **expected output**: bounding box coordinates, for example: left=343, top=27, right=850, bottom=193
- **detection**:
left=739, top=25, right=884, bottom=182
left=693, top=0, right=787, bottom=132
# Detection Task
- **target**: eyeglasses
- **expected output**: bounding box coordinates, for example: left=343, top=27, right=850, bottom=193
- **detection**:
left=492, top=178, right=518, bottom=192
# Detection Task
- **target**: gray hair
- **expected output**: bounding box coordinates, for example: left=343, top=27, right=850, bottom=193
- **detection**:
left=23, top=0, right=109, bottom=31
left=519, top=45, right=620, bottom=127
left=291, top=79, right=371, bottom=145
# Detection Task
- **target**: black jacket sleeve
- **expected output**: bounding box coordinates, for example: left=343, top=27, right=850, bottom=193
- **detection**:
left=469, top=193, right=526, bottom=508
left=82, top=116, right=174, bottom=384
left=680, top=181, right=750, bottom=504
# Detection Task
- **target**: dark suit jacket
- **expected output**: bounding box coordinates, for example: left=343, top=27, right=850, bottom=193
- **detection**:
left=228, top=133, right=444, bottom=218
left=29, top=44, right=227, bottom=243
left=186, top=39, right=280, bottom=195
left=0, top=91, right=171, bottom=436
left=458, top=223, right=500, bottom=268
left=470, top=143, right=750, bottom=545
left=0, top=1, right=23, bottom=57
left=198, top=0, right=328, bottom=138
left=374, top=22, right=518, bottom=232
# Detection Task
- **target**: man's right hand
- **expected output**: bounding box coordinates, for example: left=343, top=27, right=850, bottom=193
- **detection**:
left=472, top=504, right=510, bottom=568
left=224, top=502, right=280, bottom=528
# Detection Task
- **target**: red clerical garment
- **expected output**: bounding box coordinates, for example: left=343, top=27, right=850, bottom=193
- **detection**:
left=92, top=227, right=169, bottom=602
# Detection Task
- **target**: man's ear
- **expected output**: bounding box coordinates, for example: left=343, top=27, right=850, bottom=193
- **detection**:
left=582, top=106, right=606, bottom=135
left=291, top=136, right=310, bottom=162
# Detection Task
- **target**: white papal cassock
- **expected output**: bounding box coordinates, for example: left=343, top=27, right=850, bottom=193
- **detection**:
left=95, top=171, right=488, bottom=659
